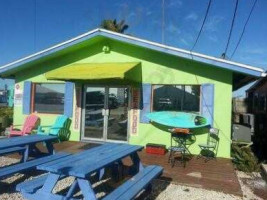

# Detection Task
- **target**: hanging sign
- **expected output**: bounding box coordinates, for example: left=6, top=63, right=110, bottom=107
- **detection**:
left=130, top=88, right=140, bottom=136
left=14, top=84, right=22, bottom=106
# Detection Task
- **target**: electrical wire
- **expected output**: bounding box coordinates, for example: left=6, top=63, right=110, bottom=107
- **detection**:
left=188, top=0, right=239, bottom=143
left=222, top=0, right=239, bottom=59
left=162, top=0, right=165, bottom=44
left=230, top=0, right=258, bottom=60
left=190, top=0, right=213, bottom=52
left=34, top=0, right=37, bottom=51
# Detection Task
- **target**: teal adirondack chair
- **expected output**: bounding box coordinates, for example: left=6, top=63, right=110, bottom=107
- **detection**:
left=37, top=115, right=70, bottom=142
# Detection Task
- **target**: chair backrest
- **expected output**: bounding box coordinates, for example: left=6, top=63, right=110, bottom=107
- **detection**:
left=207, top=128, right=219, bottom=147
left=50, top=115, right=68, bottom=136
left=22, top=115, right=40, bottom=134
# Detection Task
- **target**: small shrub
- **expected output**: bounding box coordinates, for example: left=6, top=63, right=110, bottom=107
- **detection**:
left=231, top=143, right=260, bottom=172
left=0, top=107, right=13, bottom=118
left=0, top=107, right=13, bottom=132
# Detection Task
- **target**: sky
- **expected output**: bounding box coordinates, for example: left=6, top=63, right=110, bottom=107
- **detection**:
left=0, top=0, right=267, bottom=96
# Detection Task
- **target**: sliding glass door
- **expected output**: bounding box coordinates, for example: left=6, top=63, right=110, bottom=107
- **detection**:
left=82, top=86, right=129, bottom=142
left=83, top=87, right=106, bottom=140
left=107, top=87, right=128, bottom=141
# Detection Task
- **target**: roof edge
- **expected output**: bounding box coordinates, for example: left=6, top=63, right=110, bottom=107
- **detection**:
left=98, top=29, right=265, bottom=74
left=0, top=28, right=265, bottom=77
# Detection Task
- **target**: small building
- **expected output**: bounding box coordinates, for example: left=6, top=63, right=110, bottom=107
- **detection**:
left=246, top=76, right=267, bottom=158
left=246, top=76, right=267, bottom=115
left=0, top=29, right=265, bottom=158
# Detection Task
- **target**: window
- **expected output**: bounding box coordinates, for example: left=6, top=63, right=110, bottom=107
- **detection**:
left=33, top=83, right=65, bottom=114
left=152, top=85, right=200, bottom=112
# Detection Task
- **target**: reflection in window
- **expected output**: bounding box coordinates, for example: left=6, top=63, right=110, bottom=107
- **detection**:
left=33, top=83, right=65, bottom=114
left=153, top=85, right=200, bottom=112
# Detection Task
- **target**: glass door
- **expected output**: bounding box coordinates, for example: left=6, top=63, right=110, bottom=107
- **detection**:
left=107, top=87, right=129, bottom=141
left=83, top=87, right=106, bottom=140
left=82, top=86, right=129, bottom=142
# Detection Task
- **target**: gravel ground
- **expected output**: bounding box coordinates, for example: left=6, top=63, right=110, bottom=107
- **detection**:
left=148, top=179, right=241, bottom=200
left=237, top=171, right=267, bottom=200
left=0, top=156, right=266, bottom=200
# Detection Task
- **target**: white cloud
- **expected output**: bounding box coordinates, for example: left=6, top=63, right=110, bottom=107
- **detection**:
left=146, top=10, right=153, bottom=16
left=179, top=34, right=194, bottom=47
left=242, top=48, right=267, bottom=55
left=207, top=34, right=218, bottom=42
left=167, top=0, right=183, bottom=8
left=166, top=23, right=181, bottom=34
left=180, top=38, right=190, bottom=46
left=185, top=12, right=198, bottom=21
left=128, top=11, right=136, bottom=19
left=204, top=16, right=225, bottom=32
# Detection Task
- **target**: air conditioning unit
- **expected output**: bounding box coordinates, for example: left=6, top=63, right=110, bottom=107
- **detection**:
left=232, top=124, right=252, bottom=143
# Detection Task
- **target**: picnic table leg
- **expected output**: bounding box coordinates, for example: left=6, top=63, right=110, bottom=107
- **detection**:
left=77, top=179, right=97, bottom=200
left=99, top=168, right=105, bottom=180
left=45, top=141, right=55, bottom=155
left=40, top=173, right=60, bottom=193
left=111, top=160, right=123, bottom=181
left=28, top=144, right=43, bottom=157
left=129, top=152, right=144, bottom=175
left=21, top=145, right=29, bottom=163
left=66, top=179, right=79, bottom=198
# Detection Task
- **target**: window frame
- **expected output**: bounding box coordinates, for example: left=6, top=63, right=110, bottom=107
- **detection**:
left=151, top=84, right=201, bottom=113
left=31, top=82, right=65, bottom=115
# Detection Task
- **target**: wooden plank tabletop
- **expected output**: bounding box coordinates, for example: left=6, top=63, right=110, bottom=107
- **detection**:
left=38, top=143, right=143, bottom=178
left=0, top=135, right=58, bottom=150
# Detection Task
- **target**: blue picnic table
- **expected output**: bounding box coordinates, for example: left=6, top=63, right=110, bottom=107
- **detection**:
left=17, top=143, right=163, bottom=200
left=0, top=135, right=58, bottom=162
left=0, top=135, right=69, bottom=181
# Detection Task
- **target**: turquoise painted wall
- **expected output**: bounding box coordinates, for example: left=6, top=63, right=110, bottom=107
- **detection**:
left=13, top=38, right=233, bottom=158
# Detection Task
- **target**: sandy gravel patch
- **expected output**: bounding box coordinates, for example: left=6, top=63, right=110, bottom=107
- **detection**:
left=1, top=156, right=266, bottom=200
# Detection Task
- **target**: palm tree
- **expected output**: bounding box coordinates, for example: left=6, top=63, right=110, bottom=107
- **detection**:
left=100, top=19, right=129, bottom=33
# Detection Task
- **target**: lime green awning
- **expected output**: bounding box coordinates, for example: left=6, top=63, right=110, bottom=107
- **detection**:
left=45, top=62, right=141, bottom=82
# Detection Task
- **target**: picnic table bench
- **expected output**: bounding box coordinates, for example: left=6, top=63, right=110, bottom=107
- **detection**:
left=0, top=135, right=60, bottom=180
left=17, top=143, right=163, bottom=200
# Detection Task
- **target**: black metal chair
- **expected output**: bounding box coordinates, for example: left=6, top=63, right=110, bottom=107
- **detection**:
left=198, top=128, right=220, bottom=162
left=168, top=129, right=192, bottom=167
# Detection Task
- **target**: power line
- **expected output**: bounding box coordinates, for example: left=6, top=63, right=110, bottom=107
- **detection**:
left=221, top=0, right=239, bottom=59
left=230, top=0, right=258, bottom=60
left=162, top=0, right=165, bottom=44
left=34, top=0, right=37, bottom=51
left=190, top=0, right=213, bottom=52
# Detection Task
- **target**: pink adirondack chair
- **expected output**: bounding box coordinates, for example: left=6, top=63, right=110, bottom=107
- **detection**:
left=9, top=115, right=40, bottom=137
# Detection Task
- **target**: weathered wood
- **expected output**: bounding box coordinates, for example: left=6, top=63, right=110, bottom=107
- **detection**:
left=0, top=146, right=26, bottom=156
left=0, top=135, right=58, bottom=150
left=37, top=143, right=116, bottom=172
left=16, top=175, right=48, bottom=193
left=38, top=144, right=143, bottom=178
left=16, top=174, right=67, bottom=194
left=103, top=165, right=163, bottom=200
left=12, top=141, right=242, bottom=196
left=19, top=144, right=146, bottom=200
left=0, top=152, right=70, bottom=179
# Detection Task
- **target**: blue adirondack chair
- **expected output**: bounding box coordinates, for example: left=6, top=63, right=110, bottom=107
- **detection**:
left=37, top=115, right=70, bottom=142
